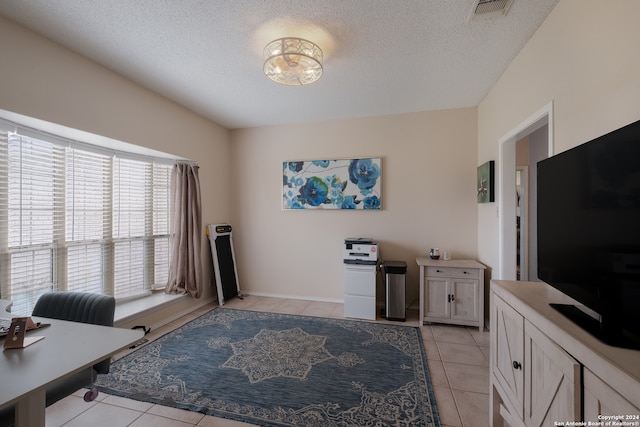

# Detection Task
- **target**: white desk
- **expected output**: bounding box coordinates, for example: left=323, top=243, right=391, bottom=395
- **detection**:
left=0, top=316, right=143, bottom=427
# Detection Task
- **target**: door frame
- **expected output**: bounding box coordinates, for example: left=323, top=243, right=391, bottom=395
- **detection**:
left=516, top=165, right=529, bottom=280
left=498, top=102, right=554, bottom=280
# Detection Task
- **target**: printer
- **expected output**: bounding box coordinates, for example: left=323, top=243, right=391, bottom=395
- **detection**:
left=343, top=238, right=379, bottom=265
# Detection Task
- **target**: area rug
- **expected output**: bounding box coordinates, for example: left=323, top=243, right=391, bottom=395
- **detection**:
left=96, top=308, right=441, bottom=427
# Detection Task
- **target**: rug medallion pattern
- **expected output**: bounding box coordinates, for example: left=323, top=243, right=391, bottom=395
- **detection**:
left=222, top=327, right=334, bottom=383
left=96, top=308, right=441, bottom=426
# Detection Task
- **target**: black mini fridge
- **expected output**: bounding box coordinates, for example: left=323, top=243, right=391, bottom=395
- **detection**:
left=383, top=261, right=407, bottom=321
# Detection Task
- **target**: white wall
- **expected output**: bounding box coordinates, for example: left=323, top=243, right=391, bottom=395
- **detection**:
left=230, top=108, right=478, bottom=305
left=477, top=0, right=640, bottom=276
left=0, top=17, right=231, bottom=316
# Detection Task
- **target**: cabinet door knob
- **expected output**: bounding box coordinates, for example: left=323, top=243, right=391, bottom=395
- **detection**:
left=512, top=361, right=522, bottom=370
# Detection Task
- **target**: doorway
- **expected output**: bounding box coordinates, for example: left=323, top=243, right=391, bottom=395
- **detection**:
left=498, top=102, right=554, bottom=280
left=516, top=166, right=528, bottom=280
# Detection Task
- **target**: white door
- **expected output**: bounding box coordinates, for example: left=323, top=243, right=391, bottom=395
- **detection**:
left=491, top=294, right=525, bottom=419
left=524, top=320, right=580, bottom=426
left=450, top=278, right=479, bottom=322
left=425, top=277, right=450, bottom=319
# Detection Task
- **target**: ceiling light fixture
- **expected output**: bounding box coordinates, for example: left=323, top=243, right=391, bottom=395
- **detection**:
left=263, top=37, right=323, bottom=86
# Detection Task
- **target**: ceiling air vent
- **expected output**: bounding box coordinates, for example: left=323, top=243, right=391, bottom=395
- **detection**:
left=468, top=0, right=514, bottom=22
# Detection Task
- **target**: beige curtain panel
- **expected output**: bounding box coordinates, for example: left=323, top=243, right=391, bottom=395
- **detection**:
left=166, top=163, right=203, bottom=298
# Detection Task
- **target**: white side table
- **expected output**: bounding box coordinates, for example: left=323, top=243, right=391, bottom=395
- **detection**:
left=416, top=257, right=486, bottom=330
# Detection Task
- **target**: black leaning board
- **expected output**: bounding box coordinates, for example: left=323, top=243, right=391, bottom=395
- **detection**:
left=214, top=234, right=238, bottom=302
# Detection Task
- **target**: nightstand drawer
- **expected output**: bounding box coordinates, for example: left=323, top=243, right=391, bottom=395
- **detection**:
left=451, top=268, right=480, bottom=279
left=426, top=266, right=451, bottom=277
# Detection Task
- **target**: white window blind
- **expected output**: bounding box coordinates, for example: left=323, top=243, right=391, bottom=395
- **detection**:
left=0, top=129, right=174, bottom=315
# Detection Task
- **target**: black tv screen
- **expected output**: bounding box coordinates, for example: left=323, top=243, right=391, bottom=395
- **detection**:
left=537, top=119, right=640, bottom=349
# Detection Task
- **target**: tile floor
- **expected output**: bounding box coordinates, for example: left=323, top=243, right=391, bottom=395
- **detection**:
left=44, top=296, right=490, bottom=427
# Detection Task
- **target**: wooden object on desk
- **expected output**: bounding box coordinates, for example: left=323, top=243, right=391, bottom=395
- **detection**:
left=3, top=317, right=45, bottom=350
left=490, top=280, right=640, bottom=427
left=416, top=257, right=486, bottom=331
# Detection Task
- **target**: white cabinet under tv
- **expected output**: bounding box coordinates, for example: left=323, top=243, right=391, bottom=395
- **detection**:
left=490, top=280, right=640, bottom=427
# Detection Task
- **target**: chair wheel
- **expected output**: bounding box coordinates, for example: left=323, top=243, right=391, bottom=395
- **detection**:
left=84, top=388, right=99, bottom=402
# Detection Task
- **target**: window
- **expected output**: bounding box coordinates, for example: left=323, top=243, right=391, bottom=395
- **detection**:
left=0, top=130, right=173, bottom=315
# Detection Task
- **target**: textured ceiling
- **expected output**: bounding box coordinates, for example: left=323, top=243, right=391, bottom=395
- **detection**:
left=0, top=0, right=558, bottom=129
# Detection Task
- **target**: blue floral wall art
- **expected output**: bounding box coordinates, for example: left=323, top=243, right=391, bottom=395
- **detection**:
left=283, top=158, right=382, bottom=210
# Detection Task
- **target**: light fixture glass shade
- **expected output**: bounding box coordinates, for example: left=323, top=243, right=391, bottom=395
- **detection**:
left=263, top=38, right=323, bottom=86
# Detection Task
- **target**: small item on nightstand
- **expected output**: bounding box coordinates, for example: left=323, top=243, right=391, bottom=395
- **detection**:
left=442, top=251, right=451, bottom=261
left=429, top=248, right=440, bottom=260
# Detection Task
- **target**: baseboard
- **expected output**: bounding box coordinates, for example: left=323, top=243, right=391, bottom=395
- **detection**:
left=243, top=291, right=343, bottom=304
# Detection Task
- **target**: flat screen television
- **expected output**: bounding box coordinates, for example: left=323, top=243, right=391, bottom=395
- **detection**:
left=537, top=119, right=640, bottom=349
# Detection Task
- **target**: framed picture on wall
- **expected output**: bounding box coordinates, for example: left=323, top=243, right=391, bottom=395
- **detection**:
left=477, top=160, right=495, bottom=203
left=282, top=158, right=382, bottom=210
